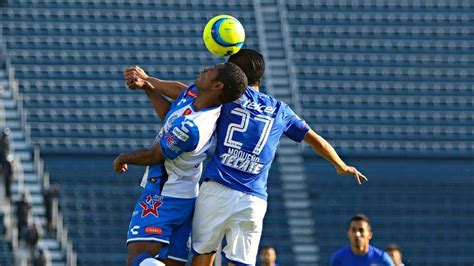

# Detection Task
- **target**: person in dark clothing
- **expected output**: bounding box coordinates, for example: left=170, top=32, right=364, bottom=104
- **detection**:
left=2, top=155, right=14, bottom=199
left=24, top=223, right=40, bottom=258
left=0, top=128, right=11, bottom=177
left=32, top=248, right=48, bottom=266
left=16, top=193, right=31, bottom=240
left=43, top=183, right=60, bottom=234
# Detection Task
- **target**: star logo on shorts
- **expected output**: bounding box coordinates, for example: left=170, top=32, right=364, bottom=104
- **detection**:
left=139, top=195, right=163, bottom=218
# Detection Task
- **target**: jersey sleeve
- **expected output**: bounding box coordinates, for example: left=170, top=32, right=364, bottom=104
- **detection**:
left=282, top=104, right=310, bottom=142
left=383, top=252, right=395, bottom=266
left=159, top=116, right=200, bottom=160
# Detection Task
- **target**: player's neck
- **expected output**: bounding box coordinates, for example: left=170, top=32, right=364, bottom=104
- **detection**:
left=193, top=94, right=220, bottom=111
left=250, top=84, right=259, bottom=91
left=351, top=244, right=369, bottom=255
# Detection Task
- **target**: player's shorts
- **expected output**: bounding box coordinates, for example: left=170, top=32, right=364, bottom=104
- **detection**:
left=127, top=189, right=195, bottom=263
left=192, top=180, right=267, bottom=265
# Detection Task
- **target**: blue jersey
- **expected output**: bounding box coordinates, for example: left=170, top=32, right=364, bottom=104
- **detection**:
left=330, top=246, right=394, bottom=266
left=204, top=87, right=309, bottom=200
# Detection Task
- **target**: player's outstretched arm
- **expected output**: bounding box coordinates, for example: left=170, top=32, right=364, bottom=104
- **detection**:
left=303, top=130, right=368, bottom=185
left=124, top=66, right=187, bottom=99
left=126, top=77, right=170, bottom=120
left=113, top=141, right=166, bottom=173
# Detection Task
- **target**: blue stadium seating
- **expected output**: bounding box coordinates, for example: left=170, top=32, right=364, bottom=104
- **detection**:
left=286, top=0, right=473, bottom=157
left=42, top=155, right=142, bottom=265
left=303, top=157, right=474, bottom=266
left=0, top=239, right=13, bottom=266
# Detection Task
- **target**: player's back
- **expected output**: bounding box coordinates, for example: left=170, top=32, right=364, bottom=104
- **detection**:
left=205, top=87, right=309, bottom=200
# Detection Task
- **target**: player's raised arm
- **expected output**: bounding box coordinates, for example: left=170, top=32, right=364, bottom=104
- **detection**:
left=114, top=116, right=200, bottom=173
left=303, top=130, right=368, bottom=185
left=113, top=141, right=166, bottom=173
left=124, top=66, right=187, bottom=99
left=125, top=75, right=170, bottom=120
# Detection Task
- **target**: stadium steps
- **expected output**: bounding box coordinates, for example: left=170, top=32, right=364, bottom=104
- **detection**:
left=254, top=0, right=319, bottom=264
left=1, top=74, right=76, bottom=265
left=276, top=136, right=320, bottom=266
left=257, top=0, right=292, bottom=104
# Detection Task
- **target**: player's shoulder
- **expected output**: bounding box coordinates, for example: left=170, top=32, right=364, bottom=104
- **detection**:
left=369, top=245, right=387, bottom=257
left=332, top=246, right=351, bottom=258
left=169, top=116, right=199, bottom=138
left=369, top=245, right=393, bottom=264
left=163, top=116, right=200, bottom=154
left=240, top=87, right=290, bottom=112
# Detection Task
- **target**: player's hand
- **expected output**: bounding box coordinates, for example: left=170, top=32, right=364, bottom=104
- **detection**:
left=124, top=66, right=149, bottom=81
left=113, top=155, right=128, bottom=174
left=126, top=77, right=155, bottom=91
left=337, top=165, right=368, bottom=185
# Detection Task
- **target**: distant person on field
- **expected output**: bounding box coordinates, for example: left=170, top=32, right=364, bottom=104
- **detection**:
left=331, top=214, right=394, bottom=266
left=260, top=246, right=278, bottom=266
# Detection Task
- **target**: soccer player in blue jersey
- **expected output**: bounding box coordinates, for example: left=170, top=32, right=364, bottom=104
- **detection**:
left=114, top=62, right=247, bottom=266
left=125, top=49, right=367, bottom=266
left=331, top=214, right=394, bottom=266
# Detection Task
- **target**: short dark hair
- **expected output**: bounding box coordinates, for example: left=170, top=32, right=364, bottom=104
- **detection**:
left=386, top=243, right=401, bottom=252
left=347, top=214, right=371, bottom=230
left=228, top=49, right=265, bottom=86
left=261, top=246, right=275, bottom=252
left=215, top=62, right=248, bottom=104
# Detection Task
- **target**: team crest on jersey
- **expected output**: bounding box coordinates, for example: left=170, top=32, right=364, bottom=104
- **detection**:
left=163, top=115, right=179, bottom=133
left=139, top=195, right=163, bottom=218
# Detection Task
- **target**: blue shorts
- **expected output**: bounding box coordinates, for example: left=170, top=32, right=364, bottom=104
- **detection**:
left=126, top=189, right=195, bottom=262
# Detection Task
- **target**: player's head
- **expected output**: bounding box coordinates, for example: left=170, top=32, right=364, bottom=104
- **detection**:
left=195, top=62, right=247, bottom=104
left=2, top=127, right=10, bottom=137
left=386, top=244, right=403, bottom=266
left=228, top=48, right=265, bottom=86
left=260, top=246, right=277, bottom=266
left=347, top=214, right=373, bottom=252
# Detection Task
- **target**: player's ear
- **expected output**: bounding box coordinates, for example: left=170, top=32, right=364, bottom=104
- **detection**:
left=212, top=80, right=224, bottom=92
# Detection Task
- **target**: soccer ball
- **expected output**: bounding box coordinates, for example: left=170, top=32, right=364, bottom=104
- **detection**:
left=202, top=15, right=245, bottom=57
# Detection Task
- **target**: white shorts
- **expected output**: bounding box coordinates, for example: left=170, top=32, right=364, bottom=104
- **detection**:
left=192, top=180, right=267, bottom=265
